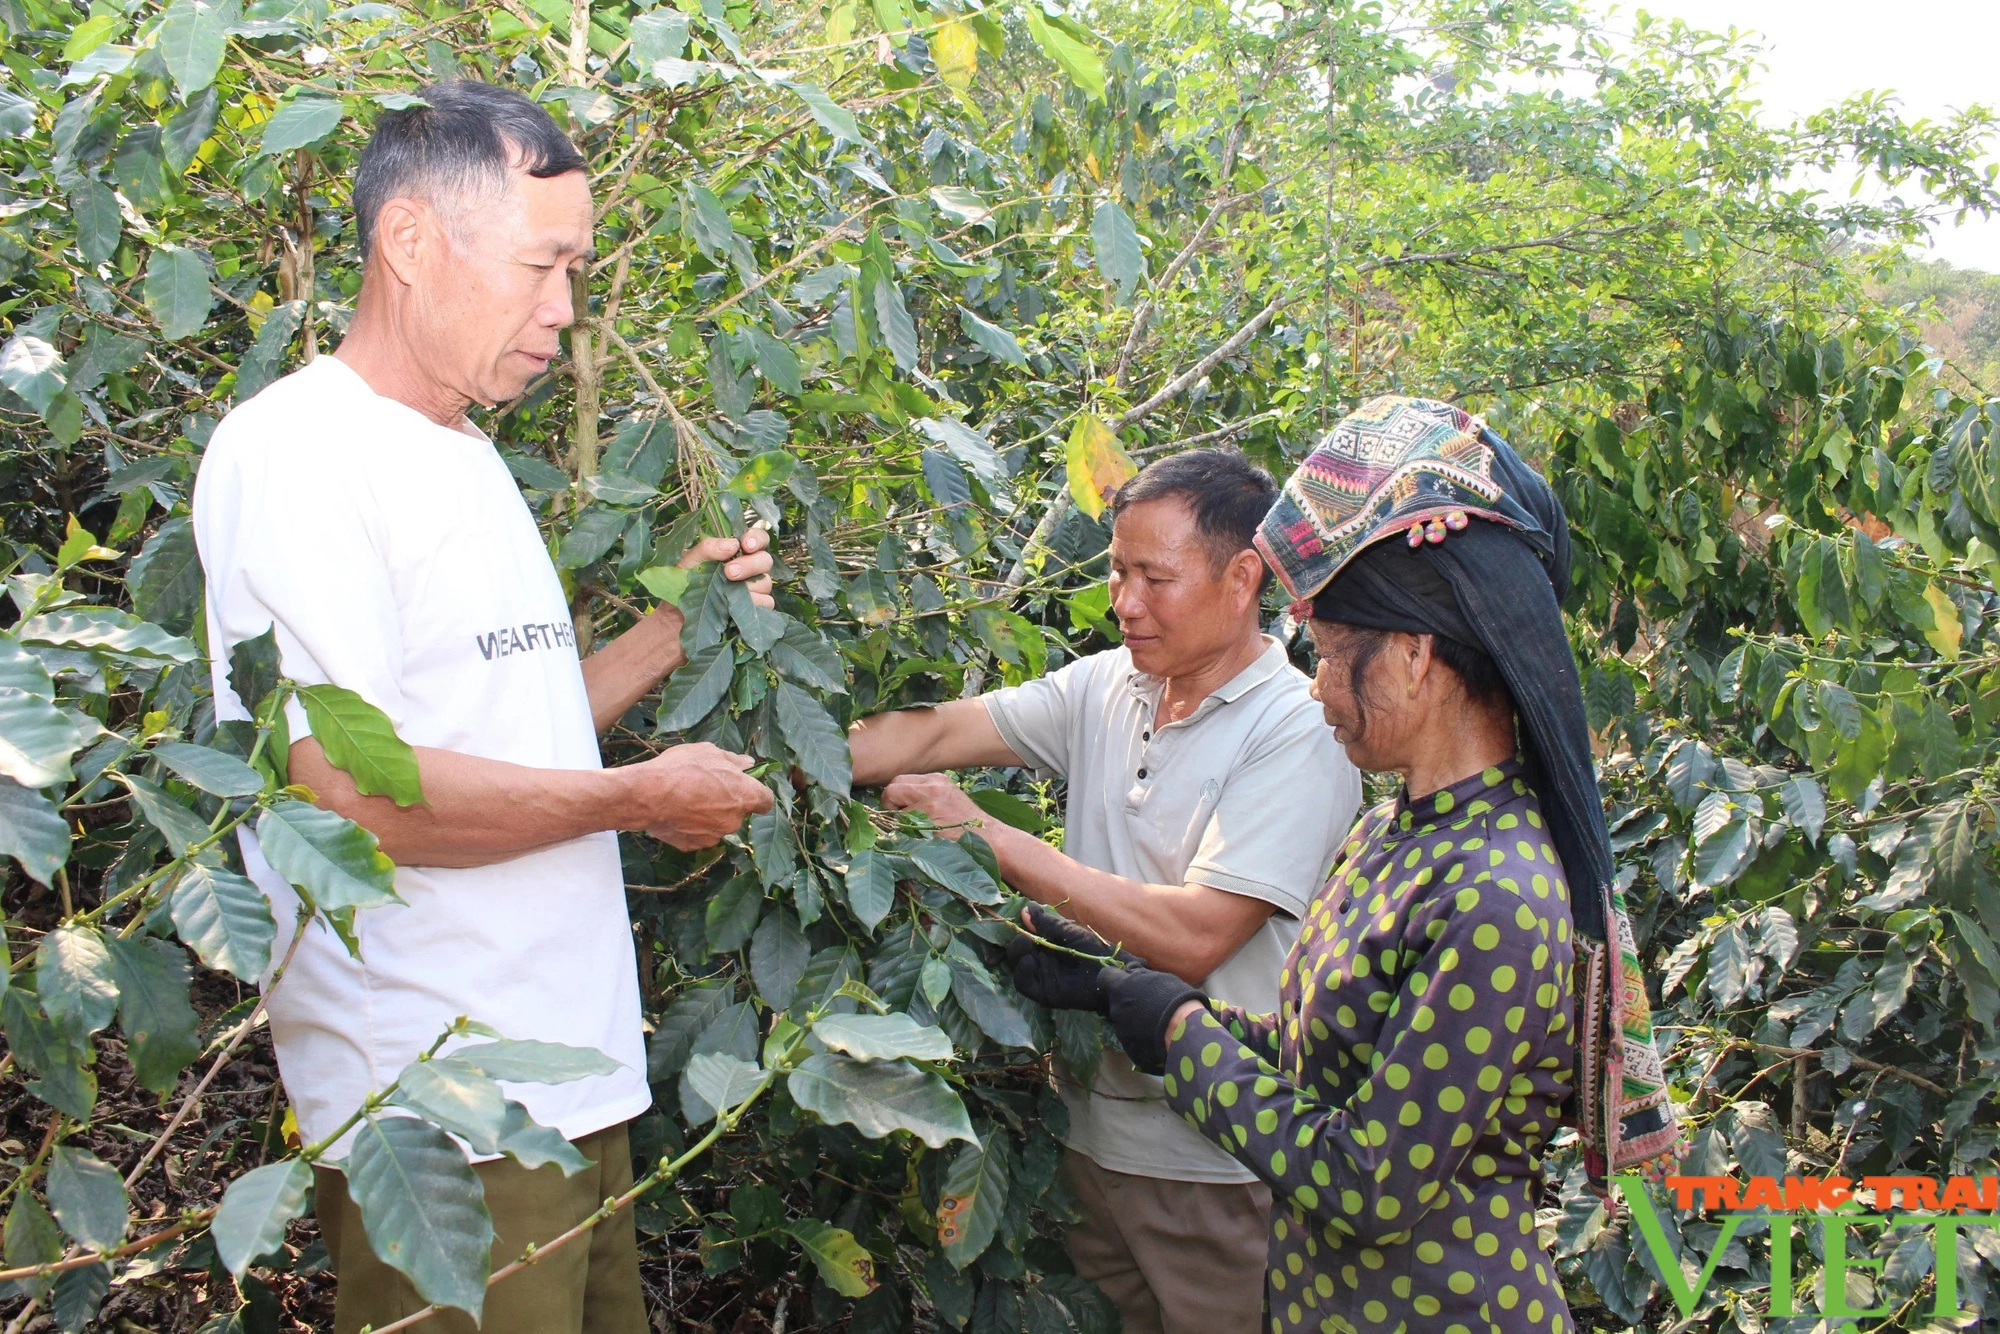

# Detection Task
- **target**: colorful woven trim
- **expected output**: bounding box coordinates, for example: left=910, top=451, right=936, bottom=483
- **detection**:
left=1254, top=395, right=1521, bottom=601
left=1575, top=884, right=1686, bottom=1196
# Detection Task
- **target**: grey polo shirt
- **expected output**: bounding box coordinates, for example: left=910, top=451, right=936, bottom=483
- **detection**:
left=984, top=637, right=1361, bottom=1183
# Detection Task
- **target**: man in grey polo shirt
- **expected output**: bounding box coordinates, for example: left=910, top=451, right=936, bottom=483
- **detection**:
left=848, top=449, right=1361, bottom=1334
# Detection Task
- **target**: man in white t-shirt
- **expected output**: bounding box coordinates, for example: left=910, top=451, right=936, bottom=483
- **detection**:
left=194, top=82, right=773, bottom=1334
left=847, top=450, right=1362, bottom=1334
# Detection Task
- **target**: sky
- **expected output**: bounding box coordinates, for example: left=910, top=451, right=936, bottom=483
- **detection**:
left=1622, top=0, right=2000, bottom=273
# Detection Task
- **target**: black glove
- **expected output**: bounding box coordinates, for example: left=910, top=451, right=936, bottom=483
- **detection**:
left=1105, top=968, right=1205, bottom=1077
left=1006, top=905, right=1124, bottom=1012
left=1005, top=906, right=1205, bottom=1076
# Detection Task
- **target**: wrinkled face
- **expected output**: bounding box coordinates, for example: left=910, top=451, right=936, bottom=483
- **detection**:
left=416, top=166, right=593, bottom=407
left=1107, top=497, right=1256, bottom=677
left=1307, top=618, right=1407, bottom=773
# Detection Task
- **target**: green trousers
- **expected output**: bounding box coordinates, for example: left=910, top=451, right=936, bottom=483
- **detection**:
left=314, top=1121, right=647, bottom=1334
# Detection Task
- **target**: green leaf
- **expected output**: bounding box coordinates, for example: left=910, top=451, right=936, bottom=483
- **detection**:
left=923, top=449, right=972, bottom=512
left=648, top=983, right=734, bottom=1081
left=228, top=627, right=282, bottom=715
left=124, top=774, right=215, bottom=859
left=773, top=680, right=851, bottom=795
left=628, top=8, right=690, bottom=71
left=785, top=1218, right=877, bottom=1297
left=297, top=684, right=424, bottom=806
left=16, top=608, right=200, bottom=662
left=152, top=741, right=265, bottom=798
left=169, top=864, right=276, bottom=981
left=46, top=1146, right=127, bottom=1255
left=873, top=277, right=919, bottom=371
left=955, top=305, right=1027, bottom=366
left=51, top=1262, right=109, bottom=1332
left=1840, top=940, right=1914, bottom=1039
left=787, top=1053, right=976, bottom=1147
left=684, top=1051, right=762, bottom=1121
left=936, top=1138, right=1007, bottom=1268
left=0, top=640, right=54, bottom=701
left=70, top=180, right=120, bottom=265
left=783, top=81, right=866, bottom=144
left=1090, top=200, right=1145, bottom=300
left=158, top=0, right=234, bottom=96
left=128, top=516, right=204, bottom=635
left=260, top=96, right=344, bottom=155
left=726, top=580, right=786, bottom=653
left=345, top=1114, right=493, bottom=1320
left=0, top=336, right=66, bottom=414
left=255, top=800, right=400, bottom=911
left=493, top=1102, right=592, bottom=1176
left=0, top=684, right=82, bottom=788
left=392, top=1059, right=511, bottom=1153
left=750, top=910, right=810, bottom=1009
left=1023, top=6, right=1105, bottom=96
left=657, top=643, right=735, bottom=732
left=162, top=87, right=220, bottom=172
left=947, top=955, right=1033, bottom=1049
left=909, top=838, right=1001, bottom=904
left=211, top=1157, right=312, bottom=1279
left=706, top=872, right=763, bottom=953
left=0, top=776, right=70, bottom=885
left=770, top=622, right=847, bottom=693
left=843, top=850, right=897, bottom=932
left=143, top=246, right=213, bottom=341
left=752, top=328, right=803, bottom=396
left=813, top=1012, right=953, bottom=1063
left=438, top=1039, right=622, bottom=1084
left=635, top=564, right=690, bottom=605
left=6, top=1191, right=63, bottom=1273
left=678, top=1000, right=760, bottom=1120
left=105, top=935, right=199, bottom=1098
left=36, top=925, right=120, bottom=1036
left=1779, top=774, right=1826, bottom=844
left=916, top=415, right=1009, bottom=486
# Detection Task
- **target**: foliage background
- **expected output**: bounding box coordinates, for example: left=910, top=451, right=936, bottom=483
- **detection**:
left=0, top=0, right=1998, bottom=1328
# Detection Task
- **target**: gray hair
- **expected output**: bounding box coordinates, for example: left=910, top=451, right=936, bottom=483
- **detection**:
left=351, top=80, right=587, bottom=261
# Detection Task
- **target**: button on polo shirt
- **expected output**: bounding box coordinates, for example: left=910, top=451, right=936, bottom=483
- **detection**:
left=984, top=638, right=1361, bottom=1183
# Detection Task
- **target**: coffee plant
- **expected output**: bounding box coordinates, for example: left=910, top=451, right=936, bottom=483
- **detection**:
left=0, top=0, right=1996, bottom=1327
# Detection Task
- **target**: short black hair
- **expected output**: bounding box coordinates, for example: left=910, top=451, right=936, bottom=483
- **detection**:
left=351, top=80, right=587, bottom=261
left=1109, top=447, right=1280, bottom=590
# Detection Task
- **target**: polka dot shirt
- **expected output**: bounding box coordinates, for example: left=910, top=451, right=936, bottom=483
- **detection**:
left=1160, top=759, right=1578, bottom=1334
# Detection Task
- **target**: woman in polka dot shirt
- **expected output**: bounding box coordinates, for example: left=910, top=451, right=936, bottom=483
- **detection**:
left=1009, top=399, right=1660, bottom=1334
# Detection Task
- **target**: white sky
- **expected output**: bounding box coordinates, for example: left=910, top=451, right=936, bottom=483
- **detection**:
left=1615, top=0, right=2000, bottom=273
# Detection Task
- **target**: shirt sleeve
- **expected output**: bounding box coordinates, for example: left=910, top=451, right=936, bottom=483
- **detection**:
left=1183, top=708, right=1360, bottom=916
left=981, top=652, right=1101, bottom=777
left=1159, top=871, right=1570, bottom=1246
left=194, top=425, right=408, bottom=743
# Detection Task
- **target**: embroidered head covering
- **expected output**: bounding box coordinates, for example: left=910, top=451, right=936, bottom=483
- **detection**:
left=1259, top=394, right=1684, bottom=1195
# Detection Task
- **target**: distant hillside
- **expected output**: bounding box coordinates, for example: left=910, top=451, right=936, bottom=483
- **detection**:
left=1871, top=258, right=2000, bottom=396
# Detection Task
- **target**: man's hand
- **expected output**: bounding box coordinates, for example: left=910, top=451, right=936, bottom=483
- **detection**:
left=881, top=772, right=987, bottom=838
left=618, top=742, right=775, bottom=850
left=583, top=525, right=775, bottom=733
left=681, top=524, right=776, bottom=607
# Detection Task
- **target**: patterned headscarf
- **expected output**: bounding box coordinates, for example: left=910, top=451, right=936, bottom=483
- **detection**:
left=1258, top=395, right=1684, bottom=1194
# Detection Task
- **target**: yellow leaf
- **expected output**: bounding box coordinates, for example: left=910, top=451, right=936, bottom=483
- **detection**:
left=1922, top=582, right=1962, bottom=659
left=281, top=1106, right=301, bottom=1149
left=1065, top=414, right=1136, bottom=520
left=825, top=0, right=856, bottom=45
left=245, top=290, right=275, bottom=336
left=933, top=19, right=978, bottom=92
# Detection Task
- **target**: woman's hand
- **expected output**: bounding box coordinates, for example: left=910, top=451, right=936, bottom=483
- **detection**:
left=1006, top=904, right=1120, bottom=1011
left=1007, top=905, right=1206, bottom=1075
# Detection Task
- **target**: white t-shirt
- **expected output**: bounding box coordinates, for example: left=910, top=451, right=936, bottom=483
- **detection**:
left=194, top=355, right=650, bottom=1156
left=985, top=639, right=1360, bottom=1183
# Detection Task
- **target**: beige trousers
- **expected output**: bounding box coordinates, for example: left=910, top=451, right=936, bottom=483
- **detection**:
left=314, top=1122, right=646, bottom=1334
left=1061, top=1148, right=1272, bottom=1334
